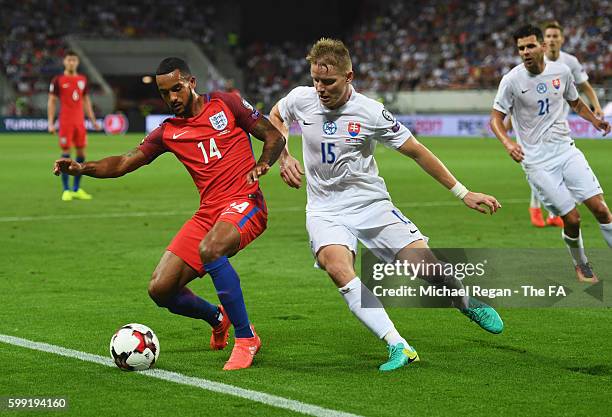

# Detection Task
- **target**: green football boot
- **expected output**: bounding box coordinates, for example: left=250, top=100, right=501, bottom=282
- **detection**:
left=379, top=343, right=420, bottom=372
left=461, top=297, right=504, bottom=334
left=72, top=188, right=93, bottom=200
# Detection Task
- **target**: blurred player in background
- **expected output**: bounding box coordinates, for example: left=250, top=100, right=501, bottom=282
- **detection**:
left=48, top=51, right=101, bottom=201
left=270, top=38, right=503, bottom=372
left=520, top=21, right=604, bottom=228
left=491, top=25, right=611, bottom=283
left=54, top=58, right=286, bottom=370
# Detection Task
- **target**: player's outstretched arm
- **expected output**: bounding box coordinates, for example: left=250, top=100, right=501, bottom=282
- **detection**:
left=397, top=137, right=501, bottom=215
left=245, top=117, right=287, bottom=184
left=269, top=104, right=304, bottom=188
left=53, top=148, right=149, bottom=178
left=568, top=97, right=610, bottom=135
left=577, top=81, right=604, bottom=119
left=490, top=109, right=524, bottom=162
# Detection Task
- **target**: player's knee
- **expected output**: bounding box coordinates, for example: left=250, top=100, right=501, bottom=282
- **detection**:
left=147, top=276, right=170, bottom=307
left=592, top=204, right=612, bottom=223
left=199, top=240, right=225, bottom=264
left=322, top=261, right=354, bottom=282
left=563, top=210, right=580, bottom=227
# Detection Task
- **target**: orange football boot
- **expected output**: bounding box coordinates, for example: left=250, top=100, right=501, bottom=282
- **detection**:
left=210, top=305, right=231, bottom=350
left=529, top=207, right=545, bottom=227
left=223, top=326, right=261, bottom=371
left=546, top=215, right=564, bottom=228
left=575, top=263, right=599, bottom=284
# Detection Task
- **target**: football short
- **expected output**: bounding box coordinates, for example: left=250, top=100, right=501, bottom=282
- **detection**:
left=167, top=192, right=267, bottom=276
left=58, top=122, right=87, bottom=149
left=525, top=147, right=603, bottom=216
left=306, top=199, right=428, bottom=264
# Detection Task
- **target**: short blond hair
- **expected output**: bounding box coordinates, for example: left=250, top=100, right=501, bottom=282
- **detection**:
left=306, top=38, right=352, bottom=74
left=542, top=20, right=564, bottom=35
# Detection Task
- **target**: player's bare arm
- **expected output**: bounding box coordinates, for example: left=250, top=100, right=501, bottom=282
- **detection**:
left=398, top=136, right=501, bottom=214
left=83, top=94, right=101, bottom=130
left=269, top=103, right=304, bottom=188
left=47, top=94, right=57, bottom=134
left=245, top=117, right=287, bottom=183
left=53, top=147, right=149, bottom=178
left=490, top=109, right=524, bottom=162
left=577, top=81, right=604, bottom=119
left=568, top=97, right=610, bottom=135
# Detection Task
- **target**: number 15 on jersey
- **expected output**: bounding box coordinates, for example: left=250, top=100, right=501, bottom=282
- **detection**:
left=321, top=142, right=336, bottom=164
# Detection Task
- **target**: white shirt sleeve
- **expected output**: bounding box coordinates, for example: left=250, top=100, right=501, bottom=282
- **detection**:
left=372, top=107, right=412, bottom=149
left=563, top=69, right=580, bottom=102
left=493, top=75, right=514, bottom=115
left=568, top=55, right=589, bottom=84
left=277, top=87, right=303, bottom=128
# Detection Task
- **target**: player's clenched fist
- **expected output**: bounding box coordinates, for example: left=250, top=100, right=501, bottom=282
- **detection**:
left=53, top=158, right=83, bottom=176
left=504, top=141, right=524, bottom=162
left=246, top=162, right=270, bottom=184
left=279, top=154, right=304, bottom=189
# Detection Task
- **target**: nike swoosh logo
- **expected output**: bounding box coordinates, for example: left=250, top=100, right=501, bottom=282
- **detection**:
left=521, top=89, right=529, bottom=94
left=302, top=121, right=314, bottom=125
left=410, top=229, right=418, bottom=233
left=172, top=131, right=189, bottom=139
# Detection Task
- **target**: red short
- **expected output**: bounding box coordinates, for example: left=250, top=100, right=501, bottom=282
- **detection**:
left=167, top=192, right=267, bottom=276
left=58, top=123, right=87, bottom=150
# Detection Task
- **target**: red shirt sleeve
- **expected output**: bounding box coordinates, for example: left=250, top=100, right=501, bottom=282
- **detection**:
left=209, top=91, right=262, bottom=132
left=83, top=76, right=89, bottom=95
left=49, top=76, right=60, bottom=96
left=138, top=125, right=167, bottom=163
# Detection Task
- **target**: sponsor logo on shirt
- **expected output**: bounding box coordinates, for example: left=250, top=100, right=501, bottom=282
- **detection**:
left=347, top=121, right=360, bottom=137
left=536, top=83, right=547, bottom=94
left=209, top=111, right=229, bottom=131
left=552, top=78, right=561, bottom=89
left=322, top=121, right=337, bottom=135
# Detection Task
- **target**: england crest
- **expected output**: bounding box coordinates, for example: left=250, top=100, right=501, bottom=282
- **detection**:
left=209, top=111, right=228, bottom=131
left=77, top=80, right=85, bottom=90
left=552, top=78, right=561, bottom=90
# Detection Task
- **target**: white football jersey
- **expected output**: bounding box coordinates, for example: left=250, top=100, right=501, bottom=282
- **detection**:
left=493, top=61, right=579, bottom=167
left=545, top=51, right=588, bottom=116
left=278, top=86, right=412, bottom=214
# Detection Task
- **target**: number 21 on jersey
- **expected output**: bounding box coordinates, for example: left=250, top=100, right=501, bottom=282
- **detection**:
left=197, top=139, right=222, bottom=164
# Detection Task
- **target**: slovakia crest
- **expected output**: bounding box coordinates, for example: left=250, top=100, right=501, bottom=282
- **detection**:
left=77, top=80, right=85, bottom=90
left=552, top=78, right=561, bottom=90
left=209, top=111, right=228, bottom=131
left=348, top=121, right=361, bottom=137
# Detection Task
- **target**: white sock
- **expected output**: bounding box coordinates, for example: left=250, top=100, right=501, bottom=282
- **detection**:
left=382, top=328, right=410, bottom=348
left=548, top=212, right=557, bottom=219
left=599, top=222, right=612, bottom=247
left=530, top=192, right=541, bottom=209
left=338, top=277, right=395, bottom=339
left=562, top=231, right=588, bottom=265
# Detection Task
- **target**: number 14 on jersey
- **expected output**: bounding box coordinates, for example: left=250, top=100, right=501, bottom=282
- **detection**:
left=197, top=139, right=222, bottom=164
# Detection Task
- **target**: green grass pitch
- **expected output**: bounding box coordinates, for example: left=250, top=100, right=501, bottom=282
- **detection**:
left=0, top=133, right=610, bottom=416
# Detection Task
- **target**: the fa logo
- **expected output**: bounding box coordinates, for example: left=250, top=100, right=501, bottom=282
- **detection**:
left=209, top=111, right=228, bottom=131
left=552, top=78, right=561, bottom=89
left=322, top=121, right=337, bottom=135
left=536, top=83, right=547, bottom=94
left=348, top=122, right=361, bottom=137
left=77, top=80, right=85, bottom=90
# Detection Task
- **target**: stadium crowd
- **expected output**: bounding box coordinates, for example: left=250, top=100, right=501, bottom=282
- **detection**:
left=244, top=0, right=611, bottom=109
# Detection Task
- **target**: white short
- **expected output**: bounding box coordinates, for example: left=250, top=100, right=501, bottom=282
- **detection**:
left=525, top=147, right=603, bottom=216
left=306, top=200, right=428, bottom=263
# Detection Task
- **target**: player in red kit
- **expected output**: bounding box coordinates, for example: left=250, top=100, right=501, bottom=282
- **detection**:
left=48, top=50, right=101, bottom=201
left=53, top=58, right=286, bottom=370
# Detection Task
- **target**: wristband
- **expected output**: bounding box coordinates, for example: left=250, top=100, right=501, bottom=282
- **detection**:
left=450, top=182, right=469, bottom=200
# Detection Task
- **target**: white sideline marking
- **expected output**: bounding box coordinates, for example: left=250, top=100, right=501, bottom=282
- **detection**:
left=0, top=199, right=527, bottom=223
left=0, top=334, right=363, bottom=417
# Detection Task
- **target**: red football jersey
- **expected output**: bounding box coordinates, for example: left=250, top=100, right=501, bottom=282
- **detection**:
left=138, top=92, right=264, bottom=207
left=49, top=74, right=89, bottom=125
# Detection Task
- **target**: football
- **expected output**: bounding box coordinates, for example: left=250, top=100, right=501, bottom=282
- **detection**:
left=109, top=323, right=160, bottom=371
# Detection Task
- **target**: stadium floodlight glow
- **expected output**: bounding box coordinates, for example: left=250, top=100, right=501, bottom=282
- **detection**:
left=142, top=76, right=153, bottom=84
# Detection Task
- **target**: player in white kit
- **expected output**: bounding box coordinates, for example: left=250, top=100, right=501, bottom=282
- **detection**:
left=523, top=21, right=605, bottom=228
left=269, top=38, right=504, bottom=372
left=490, top=24, right=611, bottom=283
